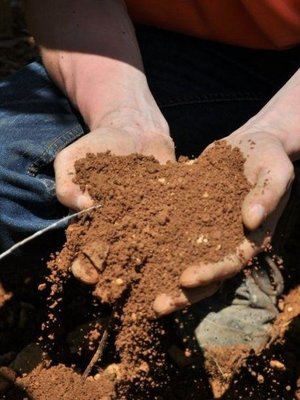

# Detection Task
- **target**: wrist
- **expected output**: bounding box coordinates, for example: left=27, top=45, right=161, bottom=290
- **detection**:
left=239, top=69, right=300, bottom=160
left=90, top=105, right=170, bottom=139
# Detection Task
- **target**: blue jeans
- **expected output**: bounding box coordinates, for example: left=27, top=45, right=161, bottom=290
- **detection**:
left=1, top=26, right=299, bottom=252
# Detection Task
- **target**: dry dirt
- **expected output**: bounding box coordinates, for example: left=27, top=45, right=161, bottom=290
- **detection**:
left=0, top=4, right=300, bottom=399
left=1, top=143, right=299, bottom=399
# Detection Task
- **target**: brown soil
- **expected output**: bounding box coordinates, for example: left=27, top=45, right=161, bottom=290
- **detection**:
left=4, top=142, right=298, bottom=399
left=1, top=6, right=299, bottom=398
left=55, top=142, right=249, bottom=396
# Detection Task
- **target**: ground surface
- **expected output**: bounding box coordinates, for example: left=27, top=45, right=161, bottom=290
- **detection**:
left=0, top=3, right=300, bottom=399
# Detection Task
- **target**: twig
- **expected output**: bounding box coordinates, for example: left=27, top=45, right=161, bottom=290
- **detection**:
left=82, top=327, right=109, bottom=381
left=211, top=355, right=225, bottom=378
left=0, top=205, right=102, bottom=261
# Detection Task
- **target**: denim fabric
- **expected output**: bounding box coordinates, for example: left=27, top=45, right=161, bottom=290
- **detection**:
left=0, top=63, right=87, bottom=250
left=0, top=26, right=299, bottom=252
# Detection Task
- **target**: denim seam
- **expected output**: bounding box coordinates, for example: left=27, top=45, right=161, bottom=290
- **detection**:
left=158, top=92, right=266, bottom=108
left=27, top=124, right=85, bottom=176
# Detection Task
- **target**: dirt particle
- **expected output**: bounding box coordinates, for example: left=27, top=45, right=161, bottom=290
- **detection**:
left=270, top=359, right=286, bottom=370
left=257, top=374, right=265, bottom=384
left=37, top=283, right=47, bottom=291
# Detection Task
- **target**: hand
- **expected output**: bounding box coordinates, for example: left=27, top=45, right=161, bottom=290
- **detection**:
left=153, top=129, right=294, bottom=316
left=54, top=113, right=175, bottom=211
left=55, top=110, right=175, bottom=284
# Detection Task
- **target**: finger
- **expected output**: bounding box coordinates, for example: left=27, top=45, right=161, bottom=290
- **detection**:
left=242, top=156, right=294, bottom=231
left=153, top=282, right=221, bottom=317
left=141, top=132, right=176, bottom=164
left=54, top=128, right=134, bottom=210
left=180, top=238, right=258, bottom=288
left=54, top=141, right=95, bottom=210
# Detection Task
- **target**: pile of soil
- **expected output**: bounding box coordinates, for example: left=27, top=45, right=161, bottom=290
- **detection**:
left=57, top=141, right=249, bottom=395
left=10, top=140, right=298, bottom=399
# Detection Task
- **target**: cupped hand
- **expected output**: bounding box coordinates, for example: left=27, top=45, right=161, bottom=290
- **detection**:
left=154, top=129, right=294, bottom=316
left=54, top=124, right=175, bottom=211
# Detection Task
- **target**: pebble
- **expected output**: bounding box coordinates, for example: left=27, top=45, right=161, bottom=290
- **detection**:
left=37, top=283, right=47, bottom=291
left=270, top=359, right=286, bottom=370
left=103, top=363, right=122, bottom=382
left=257, top=374, right=265, bottom=384
left=71, top=257, right=99, bottom=285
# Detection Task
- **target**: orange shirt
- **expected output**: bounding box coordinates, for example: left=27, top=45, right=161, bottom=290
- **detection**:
left=125, top=0, right=300, bottom=49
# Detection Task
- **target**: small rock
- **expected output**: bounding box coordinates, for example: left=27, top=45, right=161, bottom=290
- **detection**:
left=270, top=359, right=286, bottom=370
left=37, top=283, right=47, bottom=291
left=196, top=234, right=208, bottom=244
left=185, top=159, right=196, bottom=165
left=82, top=241, right=110, bottom=272
left=71, top=256, right=99, bottom=285
left=257, top=374, right=264, bottom=384
left=9, top=343, right=44, bottom=374
left=184, top=348, right=192, bottom=358
left=103, top=363, right=122, bottom=382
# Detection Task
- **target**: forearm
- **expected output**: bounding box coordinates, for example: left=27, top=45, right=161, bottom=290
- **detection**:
left=237, top=68, right=300, bottom=160
left=25, top=0, right=165, bottom=132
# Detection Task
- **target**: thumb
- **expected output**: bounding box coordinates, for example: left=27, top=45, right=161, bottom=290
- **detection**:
left=242, top=157, right=294, bottom=230
left=54, top=140, right=94, bottom=211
